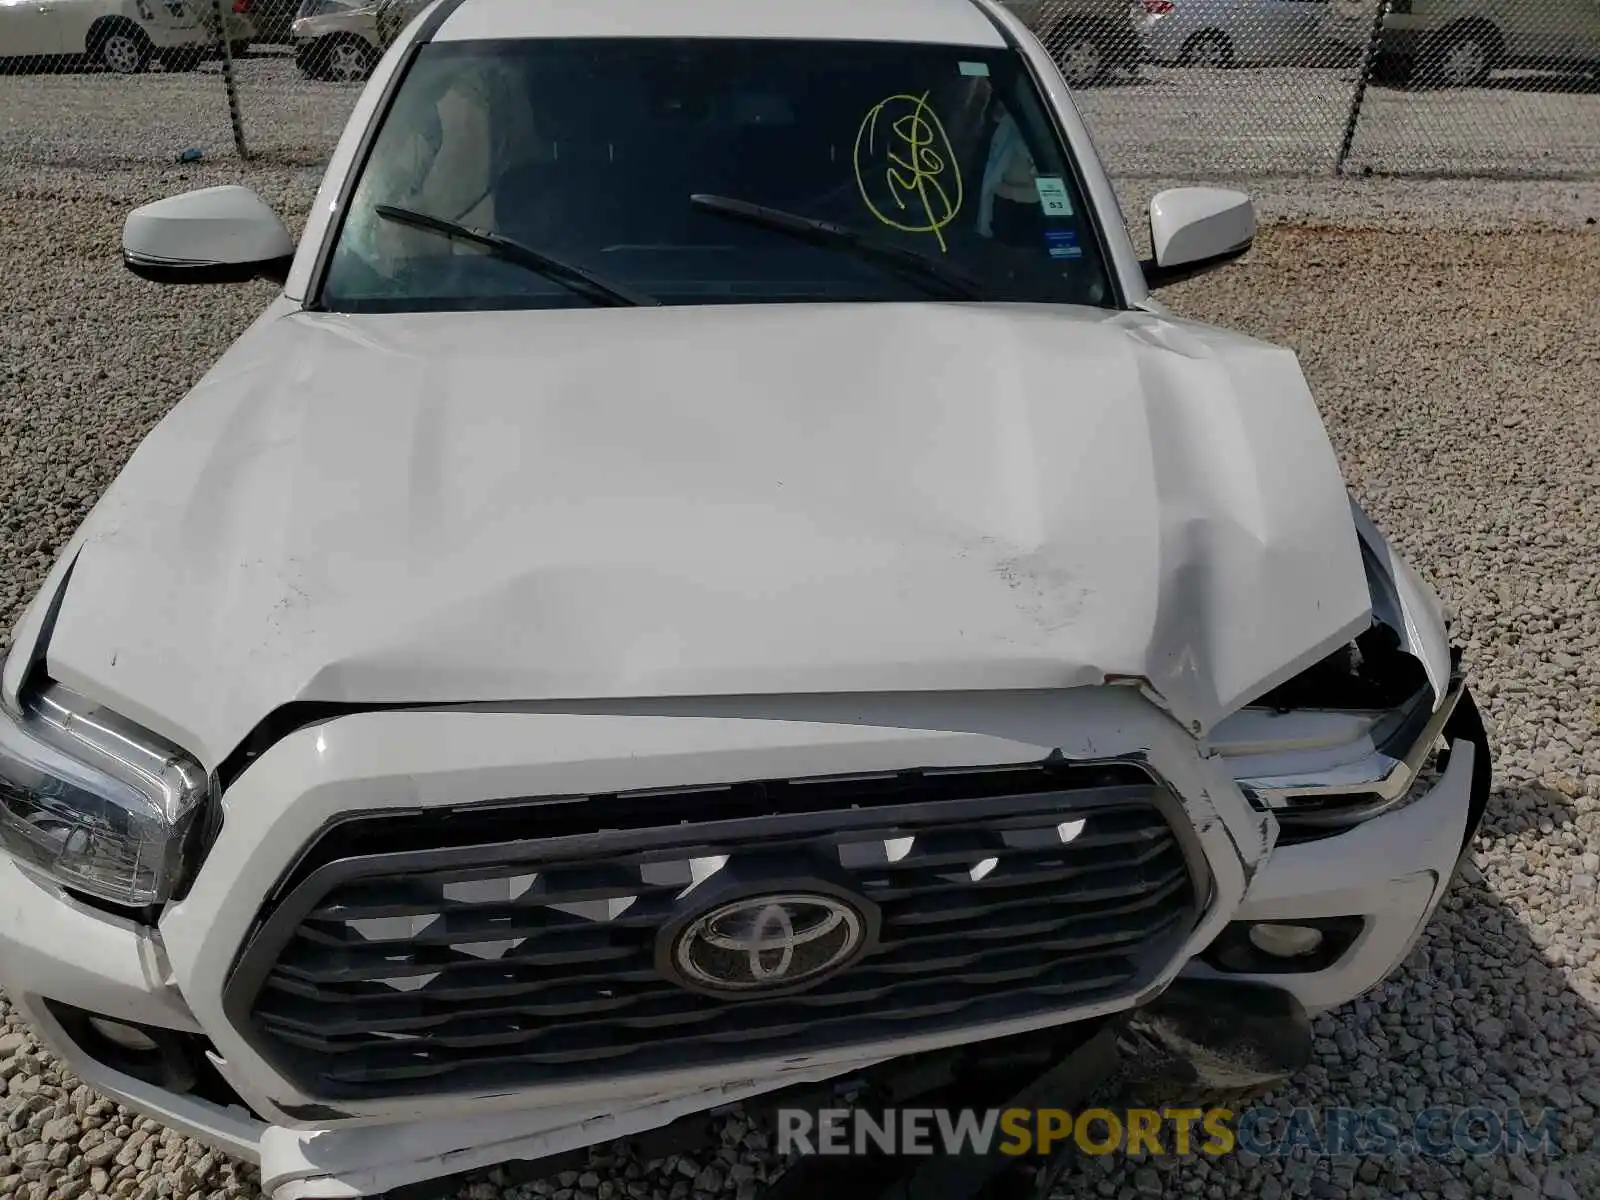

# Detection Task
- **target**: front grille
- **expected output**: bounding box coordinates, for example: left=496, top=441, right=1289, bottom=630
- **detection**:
left=224, top=759, right=1205, bottom=1101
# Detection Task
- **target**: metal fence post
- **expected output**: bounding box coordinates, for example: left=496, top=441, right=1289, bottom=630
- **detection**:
left=212, top=0, right=251, bottom=160
left=1335, top=0, right=1392, bottom=175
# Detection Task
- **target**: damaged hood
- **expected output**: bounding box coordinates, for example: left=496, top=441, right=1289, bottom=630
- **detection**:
left=45, top=301, right=1372, bottom=767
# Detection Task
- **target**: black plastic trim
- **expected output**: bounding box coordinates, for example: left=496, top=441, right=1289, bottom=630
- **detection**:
left=215, top=700, right=423, bottom=793
left=1125, top=976, right=1314, bottom=1084
left=273, top=1100, right=353, bottom=1121
left=5, top=550, right=77, bottom=708
left=1201, top=915, right=1367, bottom=976
left=1441, top=686, right=1492, bottom=858
left=1140, top=243, right=1252, bottom=289
left=221, top=759, right=1211, bottom=1103
left=44, top=1002, right=254, bottom=1114
left=124, top=252, right=293, bottom=287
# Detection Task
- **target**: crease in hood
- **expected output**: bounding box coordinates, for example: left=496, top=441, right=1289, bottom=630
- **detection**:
left=45, top=301, right=1372, bottom=767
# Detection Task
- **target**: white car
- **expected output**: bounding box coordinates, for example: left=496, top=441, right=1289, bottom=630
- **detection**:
left=290, top=0, right=382, bottom=82
left=0, top=0, right=1490, bottom=1197
left=0, top=0, right=253, bottom=73
left=1139, top=0, right=1369, bottom=68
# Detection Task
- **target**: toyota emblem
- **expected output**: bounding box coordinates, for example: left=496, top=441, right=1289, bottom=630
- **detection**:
left=670, top=893, right=867, bottom=994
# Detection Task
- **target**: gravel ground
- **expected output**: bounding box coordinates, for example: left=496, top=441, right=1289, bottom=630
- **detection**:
left=2, top=53, right=1600, bottom=1200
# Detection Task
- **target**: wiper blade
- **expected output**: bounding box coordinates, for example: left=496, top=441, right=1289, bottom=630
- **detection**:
left=374, top=205, right=660, bottom=308
left=689, top=194, right=984, bottom=301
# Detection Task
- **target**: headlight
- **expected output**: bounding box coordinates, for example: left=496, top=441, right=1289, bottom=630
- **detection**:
left=0, top=680, right=209, bottom=908
left=1208, top=630, right=1465, bottom=842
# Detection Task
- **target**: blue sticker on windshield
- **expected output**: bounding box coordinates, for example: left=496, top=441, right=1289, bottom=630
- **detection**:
left=1045, top=229, right=1083, bottom=260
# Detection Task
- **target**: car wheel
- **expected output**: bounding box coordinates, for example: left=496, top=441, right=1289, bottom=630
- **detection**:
left=1052, top=31, right=1106, bottom=88
left=321, top=35, right=378, bottom=83
left=1422, top=25, right=1496, bottom=87
left=95, top=24, right=153, bottom=74
left=1179, top=30, right=1233, bottom=69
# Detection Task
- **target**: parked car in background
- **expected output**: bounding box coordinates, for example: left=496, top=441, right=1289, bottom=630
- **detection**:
left=0, top=0, right=252, bottom=74
left=1378, top=0, right=1600, bottom=87
left=1142, top=0, right=1367, bottom=67
left=235, top=0, right=304, bottom=44
left=372, top=0, right=429, bottom=49
left=1000, top=0, right=1149, bottom=85
left=292, top=0, right=381, bottom=81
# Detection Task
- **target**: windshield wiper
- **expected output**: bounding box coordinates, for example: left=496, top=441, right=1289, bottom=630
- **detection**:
left=374, top=205, right=660, bottom=308
left=688, top=194, right=985, bottom=301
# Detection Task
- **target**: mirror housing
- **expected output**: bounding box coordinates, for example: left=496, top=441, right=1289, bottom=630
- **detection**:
left=122, top=186, right=295, bottom=286
left=1141, top=187, right=1255, bottom=289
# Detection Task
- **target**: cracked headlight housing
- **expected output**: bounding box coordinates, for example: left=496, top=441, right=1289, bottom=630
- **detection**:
left=0, top=680, right=209, bottom=908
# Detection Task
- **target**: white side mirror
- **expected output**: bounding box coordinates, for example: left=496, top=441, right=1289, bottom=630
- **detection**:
left=122, top=185, right=295, bottom=286
left=1143, top=187, right=1256, bottom=288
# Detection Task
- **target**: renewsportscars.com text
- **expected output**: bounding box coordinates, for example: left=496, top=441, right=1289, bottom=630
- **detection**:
left=776, top=1106, right=1563, bottom=1159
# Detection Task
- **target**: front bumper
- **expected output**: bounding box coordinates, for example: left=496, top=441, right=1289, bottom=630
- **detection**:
left=0, top=686, right=1485, bottom=1198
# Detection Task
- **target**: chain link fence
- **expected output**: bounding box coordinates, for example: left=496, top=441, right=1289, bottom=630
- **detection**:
left=1010, top=0, right=1600, bottom=177
left=0, top=0, right=1597, bottom=178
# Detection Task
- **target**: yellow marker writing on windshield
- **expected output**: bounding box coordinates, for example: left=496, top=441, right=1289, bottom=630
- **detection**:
left=853, top=91, right=963, bottom=252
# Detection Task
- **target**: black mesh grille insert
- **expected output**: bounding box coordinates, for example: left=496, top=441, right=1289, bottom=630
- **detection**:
left=224, top=759, right=1205, bottom=1101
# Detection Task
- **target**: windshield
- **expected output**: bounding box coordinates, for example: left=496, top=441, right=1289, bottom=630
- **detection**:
left=318, top=37, right=1116, bottom=312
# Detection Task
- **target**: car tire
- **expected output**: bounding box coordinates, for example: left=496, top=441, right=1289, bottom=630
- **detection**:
left=1047, top=26, right=1108, bottom=89
left=311, top=34, right=379, bottom=83
left=91, top=20, right=153, bottom=75
left=1418, top=23, right=1497, bottom=88
left=1179, top=30, right=1233, bottom=69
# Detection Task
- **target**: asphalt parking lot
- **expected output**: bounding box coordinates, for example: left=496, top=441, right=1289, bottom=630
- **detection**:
left=0, top=44, right=1598, bottom=1200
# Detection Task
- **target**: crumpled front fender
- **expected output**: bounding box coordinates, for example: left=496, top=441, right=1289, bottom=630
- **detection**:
left=1348, top=499, right=1453, bottom=708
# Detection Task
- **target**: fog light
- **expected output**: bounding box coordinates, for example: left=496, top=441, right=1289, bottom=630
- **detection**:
left=1247, top=923, right=1325, bottom=958
left=86, top=1017, right=159, bottom=1052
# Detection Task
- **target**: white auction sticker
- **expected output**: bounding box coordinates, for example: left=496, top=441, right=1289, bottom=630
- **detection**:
left=1034, top=176, right=1074, bottom=216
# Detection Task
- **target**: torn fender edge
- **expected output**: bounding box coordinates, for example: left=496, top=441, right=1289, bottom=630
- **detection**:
left=1102, top=672, right=1277, bottom=888
left=2, top=535, right=88, bottom=709
left=1348, top=500, right=1453, bottom=709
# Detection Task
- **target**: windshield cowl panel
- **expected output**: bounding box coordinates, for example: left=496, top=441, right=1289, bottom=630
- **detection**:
left=318, top=36, right=1115, bottom=314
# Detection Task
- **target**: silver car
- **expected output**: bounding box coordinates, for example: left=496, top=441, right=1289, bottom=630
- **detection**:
left=291, top=0, right=380, bottom=82
left=1142, top=0, right=1367, bottom=67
